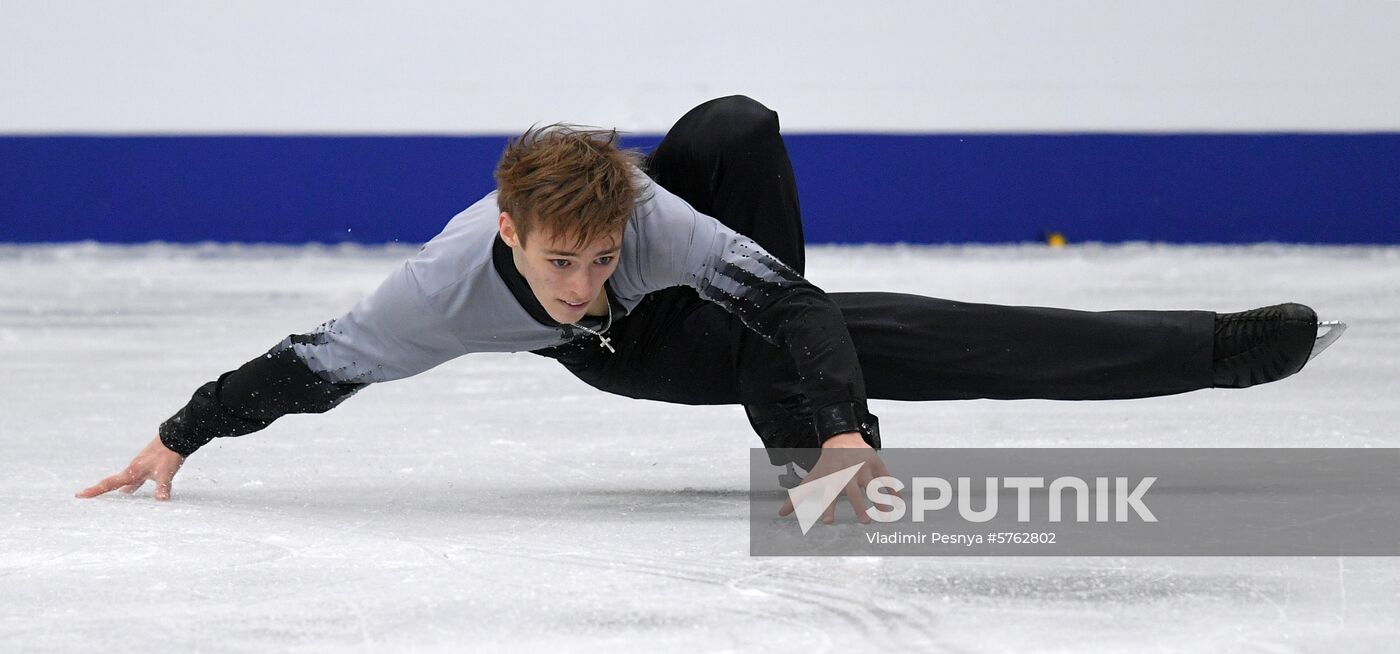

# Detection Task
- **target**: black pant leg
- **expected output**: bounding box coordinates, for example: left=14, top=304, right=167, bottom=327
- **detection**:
left=645, top=95, right=807, bottom=273
left=840, top=293, right=1214, bottom=400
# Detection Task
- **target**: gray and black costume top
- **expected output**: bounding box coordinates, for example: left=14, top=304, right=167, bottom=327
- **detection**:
left=158, top=173, right=866, bottom=457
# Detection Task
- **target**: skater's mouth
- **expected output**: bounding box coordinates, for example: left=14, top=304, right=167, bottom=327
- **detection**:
left=560, top=299, right=589, bottom=309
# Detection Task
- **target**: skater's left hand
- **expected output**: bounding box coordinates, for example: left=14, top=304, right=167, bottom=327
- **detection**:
left=777, top=432, right=897, bottom=525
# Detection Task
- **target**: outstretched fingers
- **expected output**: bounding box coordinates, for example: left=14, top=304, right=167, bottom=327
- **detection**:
left=76, top=436, right=185, bottom=501
left=152, top=468, right=176, bottom=501
left=75, top=468, right=143, bottom=499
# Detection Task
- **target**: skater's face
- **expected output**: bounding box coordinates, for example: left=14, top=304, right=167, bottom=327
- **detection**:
left=499, top=212, right=622, bottom=324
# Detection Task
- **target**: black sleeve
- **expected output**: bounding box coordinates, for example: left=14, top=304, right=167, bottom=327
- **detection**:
left=158, top=342, right=364, bottom=457
left=640, top=188, right=872, bottom=445
left=698, top=255, right=870, bottom=442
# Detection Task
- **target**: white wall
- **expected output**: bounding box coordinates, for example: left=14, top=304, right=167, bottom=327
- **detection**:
left=3, top=0, right=1398, bottom=134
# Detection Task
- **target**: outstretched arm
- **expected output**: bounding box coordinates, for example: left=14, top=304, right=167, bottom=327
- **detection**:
left=76, top=261, right=468, bottom=500
left=159, top=344, right=365, bottom=456
left=75, top=341, right=365, bottom=500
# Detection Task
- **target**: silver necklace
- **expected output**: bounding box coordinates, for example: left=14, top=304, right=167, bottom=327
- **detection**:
left=570, top=299, right=615, bottom=353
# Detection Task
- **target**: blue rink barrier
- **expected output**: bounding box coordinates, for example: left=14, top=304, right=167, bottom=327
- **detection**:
left=2, top=134, right=1397, bottom=244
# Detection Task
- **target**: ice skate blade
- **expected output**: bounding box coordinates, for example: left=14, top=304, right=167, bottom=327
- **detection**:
left=1309, top=320, right=1347, bottom=361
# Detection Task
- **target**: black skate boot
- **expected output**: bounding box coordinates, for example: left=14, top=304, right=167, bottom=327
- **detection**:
left=1212, top=303, right=1318, bottom=388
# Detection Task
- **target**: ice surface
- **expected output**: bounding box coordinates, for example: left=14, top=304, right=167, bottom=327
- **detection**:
left=2, top=242, right=1398, bottom=652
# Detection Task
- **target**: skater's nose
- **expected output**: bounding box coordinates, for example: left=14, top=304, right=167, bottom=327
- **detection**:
left=565, top=272, right=594, bottom=302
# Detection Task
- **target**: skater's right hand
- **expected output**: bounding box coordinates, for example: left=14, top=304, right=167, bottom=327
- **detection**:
left=777, top=432, right=897, bottom=525
left=75, top=435, right=186, bottom=501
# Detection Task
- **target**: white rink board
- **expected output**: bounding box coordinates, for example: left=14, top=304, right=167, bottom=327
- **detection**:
left=4, top=1, right=1399, bottom=133
left=2, top=243, right=1398, bottom=652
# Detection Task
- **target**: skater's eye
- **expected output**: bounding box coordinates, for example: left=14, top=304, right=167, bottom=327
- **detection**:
left=593, top=256, right=614, bottom=266
left=548, top=259, right=571, bottom=269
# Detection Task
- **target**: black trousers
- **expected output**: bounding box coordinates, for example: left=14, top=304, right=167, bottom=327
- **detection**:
left=535, top=96, right=1214, bottom=451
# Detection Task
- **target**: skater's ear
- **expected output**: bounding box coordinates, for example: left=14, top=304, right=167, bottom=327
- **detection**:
left=499, top=212, right=523, bottom=248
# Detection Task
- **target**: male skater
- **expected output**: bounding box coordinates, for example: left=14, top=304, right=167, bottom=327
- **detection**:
left=77, top=96, right=1334, bottom=517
